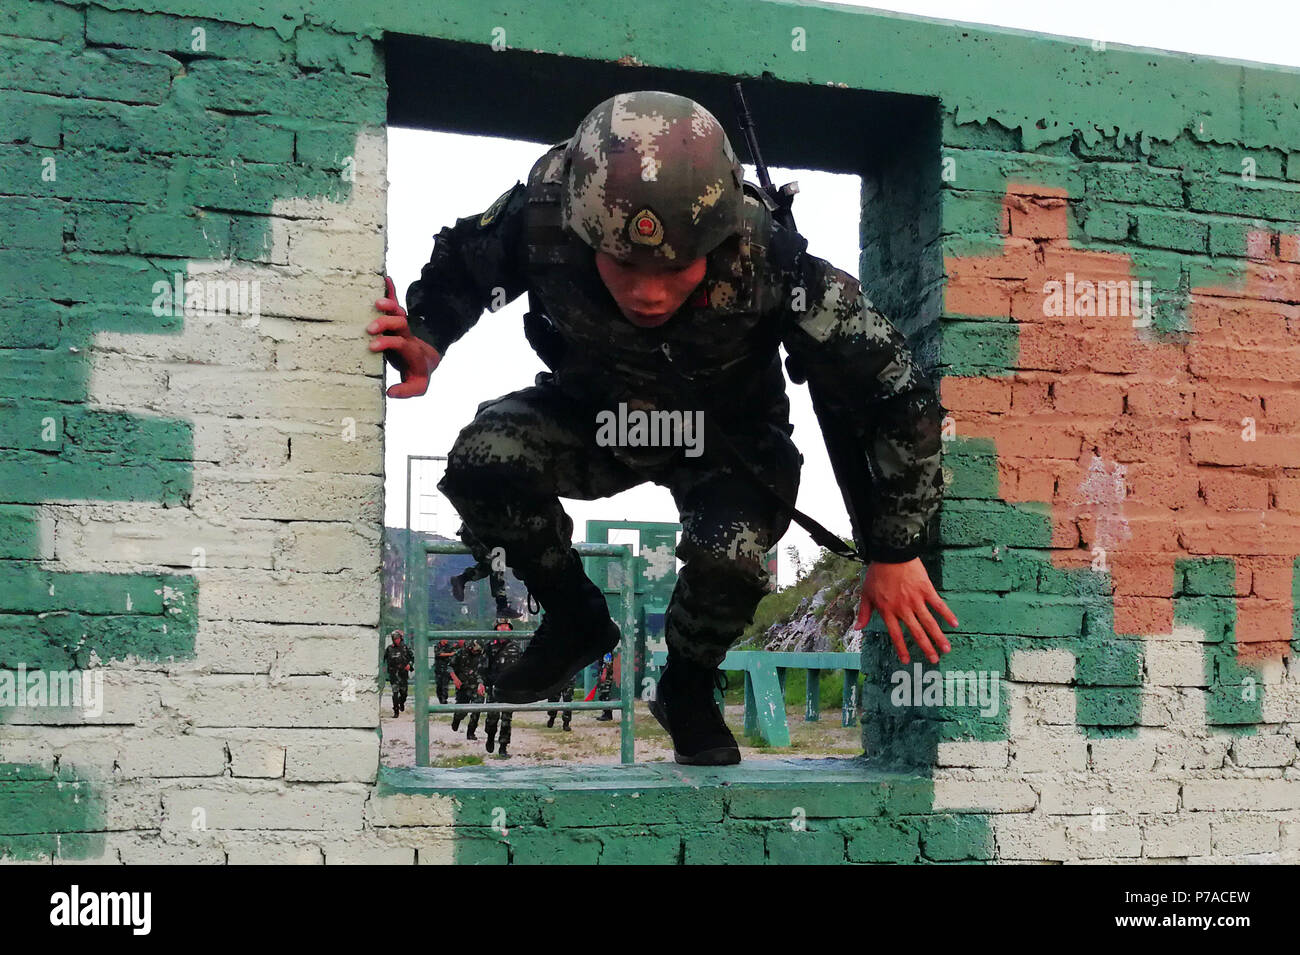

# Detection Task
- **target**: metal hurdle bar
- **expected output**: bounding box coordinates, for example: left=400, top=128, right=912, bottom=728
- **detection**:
left=412, top=540, right=638, bottom=766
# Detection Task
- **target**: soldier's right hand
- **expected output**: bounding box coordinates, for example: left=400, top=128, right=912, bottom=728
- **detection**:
left=369, top=275, right=442, bottom=398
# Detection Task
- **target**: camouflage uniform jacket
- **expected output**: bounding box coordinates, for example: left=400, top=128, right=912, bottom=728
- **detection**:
left=449, top=643, right=484, bottom=688
left=482, top=638, right=522, bottom=688
left=404, top=143, right=943, bottom=563
left=384, top=642, right=413, bottom=679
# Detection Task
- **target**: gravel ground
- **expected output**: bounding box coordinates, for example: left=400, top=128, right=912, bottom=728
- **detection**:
left=380, top=691, right=864, bottom=767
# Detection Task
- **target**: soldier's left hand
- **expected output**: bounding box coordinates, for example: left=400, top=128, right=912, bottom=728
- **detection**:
left=854, top=558, right=958, bottom=665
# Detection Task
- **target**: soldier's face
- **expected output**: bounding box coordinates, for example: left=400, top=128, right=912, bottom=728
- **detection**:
left=595, top=252, right=707, bottom=328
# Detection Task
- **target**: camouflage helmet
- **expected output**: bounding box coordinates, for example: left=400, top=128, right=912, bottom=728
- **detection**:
left=561, top=91, right=745, bottom=266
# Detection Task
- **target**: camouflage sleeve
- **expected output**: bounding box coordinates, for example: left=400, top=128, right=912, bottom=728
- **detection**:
left=780, top=249, right=944, bottom=564
left=403, top=181, right=531, bottom=356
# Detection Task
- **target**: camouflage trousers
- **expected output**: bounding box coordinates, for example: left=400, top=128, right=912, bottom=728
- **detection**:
left=484, top=684, right=512, bottom=746
left=438, top=379, right=800, bottom=668
left=450, top=685, right=481, bottom=735
left=547, top=678, right=575, bottom=726
left=388, top=671, right=408, bottom=710
left=434, top=659, right=451, bottom=704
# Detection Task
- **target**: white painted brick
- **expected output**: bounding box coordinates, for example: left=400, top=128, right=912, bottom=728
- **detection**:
left=936, top=740, right=1008, bottom=768
left=322, top=840, right=413, bottom=864
left=94, top=312, right=275, bottom=368
left=52, top=508, right=278, bottom=571
left=116, top=835, right=227, bottom=865
left=994, top=814, right=1071, bottom=861
left=228, top=740, right=284, bottom=778
left=195, top=568, right=379, bottom=624
left=1009, top=648, right=1075, bottom=683
left=226, top=842, right=324, bottom=864
left=195, top=620, right=373, bottom=675
left=1183, top=779, right=1300, bottom=811
left=275, top=521, right=380, bottom=573
left=1210, top=814, right=1282, bottom=854
left=190, top=472, right=382, bottom=521
left=1141, top=815, right=1211, bottom=857
left=1067, top=818, right=1142, bottom=858
left=286, top=428, right=383, bottom=474
left=119, top=736, right=228, bottom=778
left=1039, top=779, right=1180, bottom=814
left=285, top=738, right=378, bottom=782
left=159, top=676, right=377, bottom=728
left=1146, top=642, right=1207, bottom=686
left=193, top=417, right=291, bottom=469
left=365, top=793, right=457, bottom=828
left=1010, top=731, right=1088, bottom=772
left=162, top=784, right=366, bottom=831
left=1231, top=734, right=1296, bottom=767
left=932, top=773, right=1037, bottom=811
left=1089, top=737, right=1158, bottom=772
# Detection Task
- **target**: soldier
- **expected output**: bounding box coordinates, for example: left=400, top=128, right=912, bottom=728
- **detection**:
left=448, top=523, right=522, bottom=620
left=594, top=652, right=615, bottom=721
left=448, top=640, right=486, bottom=740
left=545, top=675, right=575, bottom=731
left=369, top=91, right=959, bottom=766
left=482, top=619, right=520, bottom=757
left=433, top=637, right=457, bottom=705
left=383, top=630, right=414, bottom=718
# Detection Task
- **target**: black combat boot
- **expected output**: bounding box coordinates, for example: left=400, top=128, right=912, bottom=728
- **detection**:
left=491, top=550, right=619, bottom=704
left=485, top=729, right=496, bottom=752
left=449, top=572, right=466, bottom=602
left=495, top=600, right=523, bottom=620
left=497, top=742, right=510, bottom=758
left=648, top=656, right=741, bottom=766
left=562, top=720, right=571, bottom=731
left=451, top=714, right=462, bottom=732
left=596, top=710, right=613, bottom=722
left=466, top=729, right=478, bottom=741
left=545, top=714, right=555, bottom=728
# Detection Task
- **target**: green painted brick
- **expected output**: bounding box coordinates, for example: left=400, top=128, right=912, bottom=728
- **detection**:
left=182, top=157, right=345, bottom=214
left=1187, top=177, right=1300, bottom=220
left=183, top=60, right=386, bottom=124
left=0, top=617, right=76, bottom=668
left=541, top=785, right=724, bottom=827
left=1084, top=163, right=1184, bottom=207
left=0, top=403, right=63, bottom=452
left=1, top=40, right=178, bottom=106
left=1081, top=201, right=1132, bottom=240
left=841, top=816, right=920, bottom=863
left=1174, top=597, right=1233, bottom=642
left=127, top=212, right=231, bottom=259
left=942, top=148, right=1083, bottom=196
left=943, top=593, right=1084, bottom=637
left=917, top=813, right=995, bottom=861
left=939, top=322, right=1017, bottom=373
left=1076, top=640, right=1143, bottom=685
left=0, top=0, right=83, bottom=44
left=86, top=8, right=289, bottom=62
left=0, top=93, right=62, bottom=147
left=0, top=778, right=104, bottom=835
left=941, top=113, right=1019, bottom=151
left=296, top=124, right=361, bottom=168
left=225, top=119, right=296, bottom=163
left=1132, top=209, right=1208, bottom=252
left=1148, top=135, right=1286, bottom=180
left=597, top=826, right=682, bottom=865
left=72, top=203, right=135, bottom=253
left=0, top=505, right=50, bottom=558
left=0, top=833, right=56, bottom=861
left=439, top=790, right=544, bottom=827
left=1075, top=687, right=1141, bottom=726
left=939, top=500, right=1051, bottom=548
left=940, top=189, right=1007, bottom=237
left=1178, top=558, right=1236, bottom=596
left=0, top=146, right=169, bottom=204
left=295, top=26, right=379, bottom=75
left=507, top=827, right=602, bottom=865
left=1206, top=216, right=1291, bottom=257
left=766, top=825, right=846, bottom=865
left=683, top=823, right=766, bottom=865
left=0, top=198, right=61, bottom=250
left=939, top=550, right=1038, bottom=593
left=450, top=829, right=509, bottom=865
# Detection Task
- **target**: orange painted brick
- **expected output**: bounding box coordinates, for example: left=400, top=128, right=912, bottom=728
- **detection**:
left=1234, top=598, right=1293, bottom=654
left=1124, top=461, right=1200, bottom=510
left=1240, top=556, right=1296, bottom=599
left=1192, top=386, right=1262, bottom=422
left=1051, top=375, right=1127, bottom=415
left=1112, top=595, right=1175, bottom=636
left=1125, top=380, right=1194, bottom=418
left=1274, top=476, right=1300, bottom=511
left=1007, top=194, right=1070, bottom=239
left=1010, top=375, right=1054, bottom=412
left=1199, top=471, right=1271, bottom=510
left=1189, top=429, right=1300, bottom=467
left=940, top=376, right=1012, bottom=412
left=1260, top=388, right=1300, bottom=424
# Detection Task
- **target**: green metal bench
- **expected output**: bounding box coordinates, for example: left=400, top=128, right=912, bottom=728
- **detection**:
left=649, top=649, right=861, bottom=747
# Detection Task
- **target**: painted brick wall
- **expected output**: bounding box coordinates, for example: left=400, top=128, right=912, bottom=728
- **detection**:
left=1, top=0, right=1298, bottom=864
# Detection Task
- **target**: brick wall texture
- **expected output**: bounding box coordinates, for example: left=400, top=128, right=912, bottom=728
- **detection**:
left=1, top=0, right=1298, bottom=863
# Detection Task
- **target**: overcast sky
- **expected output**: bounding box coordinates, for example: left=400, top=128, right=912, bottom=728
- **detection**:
left=383, top=0, right=1300, bottom=584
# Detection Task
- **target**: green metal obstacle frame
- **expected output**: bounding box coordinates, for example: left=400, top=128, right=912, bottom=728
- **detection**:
left=650, top=649, right=862, bottom=747
left=410, top=540, right=639, bottom=765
